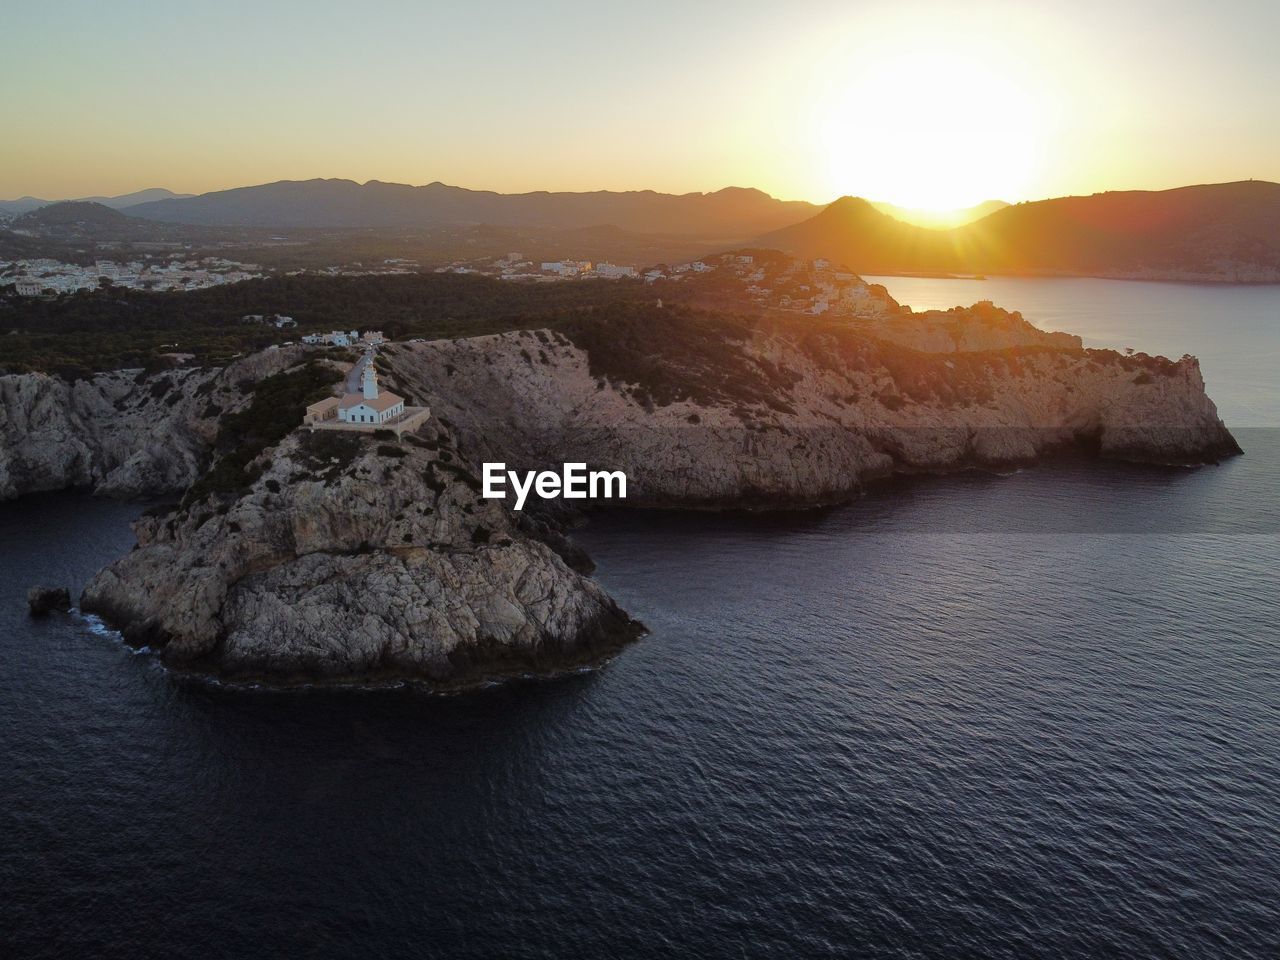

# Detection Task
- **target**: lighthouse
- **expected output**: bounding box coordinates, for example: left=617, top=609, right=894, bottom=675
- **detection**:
left=304, top=349, right=430, bottom=435
left=333, top=355, right=406, bottom=426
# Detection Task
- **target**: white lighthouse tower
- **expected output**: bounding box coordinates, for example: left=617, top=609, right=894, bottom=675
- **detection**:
left=332, top=355, right=406, bottom=426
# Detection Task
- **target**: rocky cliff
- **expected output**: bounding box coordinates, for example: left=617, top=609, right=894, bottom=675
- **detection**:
left=81, top=420, right=639, bottom=685
left=9, top=287, right=1242, bottom=687
left=381, top=305, right=1238, bottom=509
left=856, top=301, right=1084, bottom=354
left=0, top=348, right=303, bottom=501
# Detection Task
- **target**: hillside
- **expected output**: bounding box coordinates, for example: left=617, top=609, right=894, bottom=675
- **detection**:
left=12, top=201, right=132, bottom=231
left=761, top=181, right=1280, bottom=281
left=870, top=199, right=1009, bottom=229
left=125, top=178, right=821, bottom=237
left=7, top=200, right=229, bottom=245
left=0, top=188, right=189, bottom=218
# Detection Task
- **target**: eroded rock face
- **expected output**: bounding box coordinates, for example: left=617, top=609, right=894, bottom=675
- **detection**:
left=0, top=348, right=304, bottom=501
left=857, top=301, right=1085, bottom=353
left=383, top=311, right=1239, bottom=509
left=21, top=289, right=1243, bottom=687
left=81, top=423, right=638, bottom=685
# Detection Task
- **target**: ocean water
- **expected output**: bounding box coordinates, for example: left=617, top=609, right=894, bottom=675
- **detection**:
left=3, top=279, right=1279, bottom=959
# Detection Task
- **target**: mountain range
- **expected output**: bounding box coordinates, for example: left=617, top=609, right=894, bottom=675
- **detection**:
left=122, top=179, right=821, bottom=238
left=0, top=188, right=191, bottom=218
left=761, top=181, right=1280, bottom=281
left=6, top=178, right=1279, bottom=282
left=868, top=199, right=1009, bottom=229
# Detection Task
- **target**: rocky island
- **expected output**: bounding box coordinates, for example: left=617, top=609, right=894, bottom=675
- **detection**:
left=2, top=257, right=1240, bottom=686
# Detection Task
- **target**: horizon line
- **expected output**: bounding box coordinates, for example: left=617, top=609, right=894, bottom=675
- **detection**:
left=4, top=176, right=1278, bottom=212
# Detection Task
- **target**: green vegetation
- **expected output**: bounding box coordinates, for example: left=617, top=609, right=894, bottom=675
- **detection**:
left=182, top=361, right=338, bottom=506
left=294, top=432, right=367, bottom=485
left=558, top=302, right=798, bottom=410
left=0, top=272, right=669, bottom=376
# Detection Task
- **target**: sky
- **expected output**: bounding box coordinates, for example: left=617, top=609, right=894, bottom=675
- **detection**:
left=3, top=0, right=1280, bottom=209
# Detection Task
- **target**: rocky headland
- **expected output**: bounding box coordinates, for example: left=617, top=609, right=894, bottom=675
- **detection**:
left=3, top=264, right=1242, bottom=686
left=80, top=421, right=639, bottom=685
left=381, top=302, right=1239, bottom=510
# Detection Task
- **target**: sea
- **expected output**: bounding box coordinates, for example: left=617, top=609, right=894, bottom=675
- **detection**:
left=3, top=277, right=1278, bottom=959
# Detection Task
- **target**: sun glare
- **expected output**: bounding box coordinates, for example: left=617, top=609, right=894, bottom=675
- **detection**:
left=817, top=46, right=1043, bottom=212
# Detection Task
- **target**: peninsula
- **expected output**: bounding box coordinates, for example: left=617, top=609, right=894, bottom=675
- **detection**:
left=1, top=255, right=1240, bottom=686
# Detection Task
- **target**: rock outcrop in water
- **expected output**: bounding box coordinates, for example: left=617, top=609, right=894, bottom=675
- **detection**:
left=80, top=421, right=639, bottom=685
left=27, top=585, right=71, bottom=616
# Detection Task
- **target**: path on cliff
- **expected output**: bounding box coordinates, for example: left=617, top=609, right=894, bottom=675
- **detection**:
left=345, top=350, right=374, bottom=394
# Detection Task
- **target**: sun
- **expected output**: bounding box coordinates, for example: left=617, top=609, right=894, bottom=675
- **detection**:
left=816, top=48, right=1043, bottom=212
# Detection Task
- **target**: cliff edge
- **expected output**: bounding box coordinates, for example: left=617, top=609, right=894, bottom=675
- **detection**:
left=382, top=305, right=1239, bottom=508
left=80, top=416, right=639, bottom=686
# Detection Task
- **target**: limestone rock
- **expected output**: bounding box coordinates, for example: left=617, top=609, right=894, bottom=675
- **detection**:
left=381, top=311, right=1239, bottom=510
left=0, top=348, right=304, bottom=501
left=81, top=422, right=640, bottom=686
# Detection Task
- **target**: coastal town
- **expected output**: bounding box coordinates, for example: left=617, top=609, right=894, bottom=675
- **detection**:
left=3, top=244, right=898, bottom=324
left=433, top=249, right=899, bottom=317
left=1, top=255, right=266, bottom=296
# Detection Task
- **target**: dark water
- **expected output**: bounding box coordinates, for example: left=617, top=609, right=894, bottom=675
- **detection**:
left=4, top=280, right=1280, bottom=958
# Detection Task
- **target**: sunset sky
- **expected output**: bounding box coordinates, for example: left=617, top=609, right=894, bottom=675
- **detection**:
left=4, top=0, right=1279, bottom=210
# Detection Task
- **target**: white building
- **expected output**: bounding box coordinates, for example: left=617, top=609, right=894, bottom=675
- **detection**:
left=540, top=260, right=592, bottom=277
left=15, top=278, right=43, bottom=297
left=595, top=262, right=638, bottom=279
left=337, top=363, right=405, bottom=425
left=302, top=329, right=358, bottom=346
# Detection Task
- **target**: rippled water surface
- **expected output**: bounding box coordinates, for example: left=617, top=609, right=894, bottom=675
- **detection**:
left=3, top=279, right=1279, bottom=958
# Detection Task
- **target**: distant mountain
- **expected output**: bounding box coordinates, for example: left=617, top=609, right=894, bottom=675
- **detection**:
left=80, top=188, right=194, bottom=209
left=7, top=200, right=219, bottom=244
left=760, top=181, right=1280, bottom=282
left=0, top=196, right=51, bottom=218
left=124, top=179, right=821, bottom=237
left=0, top=188, right=191, bottom=218
left=12, top=201, right=131, bottom=229
left=870, top=199, right=1009, bottom=229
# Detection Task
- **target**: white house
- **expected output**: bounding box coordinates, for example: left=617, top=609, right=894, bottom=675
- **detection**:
left=337, top=363, right=405, bottom=425
left=302, top=329, right=358, bottom=346
left=14, top=278, right=43, bottom=297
